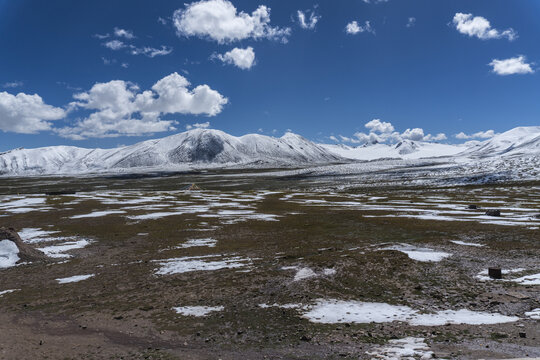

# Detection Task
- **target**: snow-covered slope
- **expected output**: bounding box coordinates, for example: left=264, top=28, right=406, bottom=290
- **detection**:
left=322, top=127, right=540, bottom=161
left=321, top=141, right=468, bottom=161
left=0, top=129, right=343, bottom=175
left=459, top=126, right=540, bottom=158
left=1, top=126, right=538, bottom=176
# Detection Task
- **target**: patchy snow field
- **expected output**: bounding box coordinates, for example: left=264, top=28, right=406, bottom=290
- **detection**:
left=56, top=274, right=95, bottom=284
left=0, top=173, right=538, bottom=359
left=173, top=306, right=224, bottom=317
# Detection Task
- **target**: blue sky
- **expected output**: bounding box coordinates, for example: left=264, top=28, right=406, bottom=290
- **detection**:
left=0, top=0, right=539, bottom=151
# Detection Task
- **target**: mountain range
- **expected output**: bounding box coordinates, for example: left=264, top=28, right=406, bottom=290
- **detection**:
left=0, top=126, right=538, bottom=176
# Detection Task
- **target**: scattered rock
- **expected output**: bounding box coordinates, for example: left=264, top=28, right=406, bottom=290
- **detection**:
left=185, top=183, right=201, bottom=191
left=300, top=335, right=312, bottom=342
left=488, top=268, right=502, bottom=280
left=468, top=205, right=479, bottom=210
left=485, top=209, right=501, bottom=217
left=519, top=332, right=527, bottom=338
left=506, top=291, right=529, bottom=300
left=0, top=227, right=49, bottom=263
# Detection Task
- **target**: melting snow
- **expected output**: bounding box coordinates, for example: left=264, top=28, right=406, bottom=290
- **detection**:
left=56, top=274, right=95, bottom=284
left=511, top=273, right=540, bottom=286
left=179, top=238, right=217, bottom=248
left=381, top=244, right=452, bottom=262
left=301, top=299, right=519, bottom=325
left=155, top=255, right=251, bottom=275
left=282, top=266, right=336, bottom=281
left=0, top=240, right=20, bottom=269
left=323, top=268, right=337, bottom=276
left=525, top=309, right=540, bottom=320
left=0, top=197, right=47, bottom=213
left=70, top=210, right=126, bottom=219
left=474, top=268, right=540, bottom=285
left=292, top=267, right=317, bottom=281
left=38, top=239, right=91, bottom=258
left=18, top=228, right=62, bottom=243
left=173, top=305, right=224, bottom=317
left=367, top=337, right=434, bottom=360
left=0, top=289, right=19, bottom=297
left=450, top=240, right=485, bottom=247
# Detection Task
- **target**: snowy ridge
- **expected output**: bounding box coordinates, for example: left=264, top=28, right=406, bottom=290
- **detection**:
left=0, top=129, right=343, bottom=175
left=321, top=127, right=540, bottom=161
left=0, top=126, right=539, bottom=176
left=321, top=141, right=468, bottom=161
left=459, top=126, right=540, bottom=157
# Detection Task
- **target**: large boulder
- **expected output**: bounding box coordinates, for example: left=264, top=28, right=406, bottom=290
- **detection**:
left=0, top=227, right=48, bottom=263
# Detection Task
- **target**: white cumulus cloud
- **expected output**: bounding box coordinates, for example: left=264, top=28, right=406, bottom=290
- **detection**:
left=57, top=73, right=228, bottom=139
left=489, top=56, right=534, bottom=76
left=452, top=13, right=517, bottom=41
left=104, top=40, right=126, bottom=50
left=129, top=45, right=173, bottom=58
left=114, top=27, right=135, bottom=39
left=365, top=119, right=394, bottom=134
left=186, top=121, right=210, bottom=130
left=338, top=120, right=447, bottom=145
left=455, top=130, right=496, bottom=140
left=346, top=21, right=375, bottom=35
left=0, top=91, right=65, bottom=134
left=401, top=127, right=425, bottom=141
left=424, top=133, right=447, bottom=141
left=297, top=9, right=320, bottom=30
left=215, top=47, right=256, bottom=70
left=173, top=0, right=291, bottom=44
left=2, top=81, right=24, bottom=89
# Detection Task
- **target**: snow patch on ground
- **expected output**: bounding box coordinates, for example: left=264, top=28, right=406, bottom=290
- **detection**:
left=367, top=337, right=434, bottom=360
left=525, top=309, right=540, bottom=320
left=511, top=273, right=540, bottom=285
left=450, top=240, right=485, bottom=247
left=18, top=228, right=62, bottom=243
left=179, top=238, right=217, bottom=248
left=282, top=266, right=336, bottom=281
left=380, top=244, right=452, bottom=262
left=38, top=239, right=91, bottom=258
left=300, top=299, right=518, bottom=325
left=0, top=289, right=20, bottom=297
left=56, top=274, right=95, bottom=284
left=474, top=268, right=540, bottom=285
left=173, top=306, right=224, bottom=317
left=155, top=255, right=251, bottom=275
left=0, top=197, right=48, bottom=213
left=0, top=240, right=20, bottom=269
left=70, top=210, right=126, bottom=219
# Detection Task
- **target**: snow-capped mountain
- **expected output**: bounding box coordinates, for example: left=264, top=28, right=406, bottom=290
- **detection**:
left=320, top=141, right=468, bottom=161
left=321, top=126, right=540, bottom=161
left=458, top=126, right=540, bottom=158
left=0, top=126, right=538, bottom=176
left=0, top=129, right=343, bottom=175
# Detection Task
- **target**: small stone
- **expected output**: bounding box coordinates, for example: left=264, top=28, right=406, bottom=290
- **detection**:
left=468, top=205, right=478, bottom=210
left=300, top=335, right=312, bottom=342
left=519, top=332, right=527, bottom=338
left=485, top=209, right=501, bottom=217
